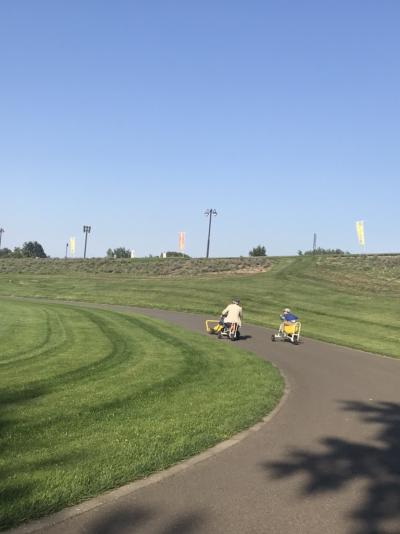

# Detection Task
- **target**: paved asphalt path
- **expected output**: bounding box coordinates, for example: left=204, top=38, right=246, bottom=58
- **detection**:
left=7, top=301, right=400, bottom=534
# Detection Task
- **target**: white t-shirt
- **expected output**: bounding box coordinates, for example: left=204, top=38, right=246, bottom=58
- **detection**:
left=222, top=303, right=242, bottom=326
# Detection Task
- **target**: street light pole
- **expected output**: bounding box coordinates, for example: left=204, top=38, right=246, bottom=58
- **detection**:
left=65, top=242, right=69, bottom=259
left=83, top=226, right=91, bottom=258
left=204, top=209, right=217, bottom=258
left=0, top=228, right=4, bottom=249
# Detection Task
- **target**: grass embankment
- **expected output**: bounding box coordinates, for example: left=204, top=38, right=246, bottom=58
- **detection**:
left=0, top=298, right=283, bottom=530
left=0, top=256, right=271, bottom=276
left=1, top=254, right=399, bottom=357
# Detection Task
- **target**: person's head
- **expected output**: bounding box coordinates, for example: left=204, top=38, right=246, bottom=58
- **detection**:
left=283, top=308, right=291, bottom=314
left=232, top=298, right=240, bottom=305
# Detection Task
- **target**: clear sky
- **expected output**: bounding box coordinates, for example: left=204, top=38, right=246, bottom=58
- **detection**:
left=1, top=1, right=399, bottom=258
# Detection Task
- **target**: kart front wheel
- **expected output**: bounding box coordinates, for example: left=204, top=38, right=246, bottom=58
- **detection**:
left=271, top=335, right=276, bottom=342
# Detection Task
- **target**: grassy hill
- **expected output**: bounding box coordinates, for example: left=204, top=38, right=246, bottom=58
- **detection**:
left=1, top=253, right=399, bottom=527
left=0, top=298, right=282, bottom=530
left=0, top=256, right=271, bottom=276
left=1, top=254, right=399, bottom=357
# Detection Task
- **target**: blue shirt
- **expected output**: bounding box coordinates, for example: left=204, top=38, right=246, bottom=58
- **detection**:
left=280, top=312, right=298, bottom=322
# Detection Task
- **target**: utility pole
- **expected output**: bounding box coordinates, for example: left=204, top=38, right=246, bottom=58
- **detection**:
left=0, top=228, right=4, bottom=249
left=204, top=209, right=217, bottom=258
left=65, top=242, right=69, bottom=259
left=83, top=226, right=91, bottom=258
left=313, top=233, right=317, bottom=254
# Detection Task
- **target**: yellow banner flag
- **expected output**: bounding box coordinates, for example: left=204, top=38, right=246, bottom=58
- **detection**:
left=355, top=221, right=365, bottom=246
left=69, top=237, right=76, bottom=257
left=178, top=231, right=185, bottom=251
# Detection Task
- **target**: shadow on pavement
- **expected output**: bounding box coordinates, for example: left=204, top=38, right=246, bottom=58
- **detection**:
left=264, top=400, right=400, bottom=534
left=86, top=505, right=205, bottom=534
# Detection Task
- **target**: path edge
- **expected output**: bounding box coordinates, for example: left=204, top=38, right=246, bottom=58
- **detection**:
left=3, top=300, right=290, bottom=534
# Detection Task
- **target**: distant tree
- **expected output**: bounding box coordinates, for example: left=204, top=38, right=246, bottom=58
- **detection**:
left=249, top=245, right=267, bottom=257
left=0, top=247, right=12, bottom=257
left=106, top=247, right=131, bottom=258
left=12, top=247, right=23, bottom=258
left=21, top=241, right=47, bottom=258
left=298, top=250, right=303, bottom=255
left=302, top=247, right=350, bottom=255
left=165, top=251, right=190, bottom=258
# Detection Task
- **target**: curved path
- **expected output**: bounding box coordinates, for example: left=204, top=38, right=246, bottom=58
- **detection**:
left=7, top=301, right=400, bottom=534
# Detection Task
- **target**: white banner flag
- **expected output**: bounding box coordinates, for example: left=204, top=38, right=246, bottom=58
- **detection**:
left=69, top=237, right=76, bottom=257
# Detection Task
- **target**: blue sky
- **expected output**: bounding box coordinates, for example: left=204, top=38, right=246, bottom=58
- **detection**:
left=1, top=1, right=399, bottom=258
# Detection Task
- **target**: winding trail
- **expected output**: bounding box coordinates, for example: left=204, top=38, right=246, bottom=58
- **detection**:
left=7, top=300, right=400, bottom=534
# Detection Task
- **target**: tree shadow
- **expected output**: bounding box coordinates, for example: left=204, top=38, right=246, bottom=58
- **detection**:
left=87, top=504, right=205, bottom=533
left=0, top=450, right=90, bottom=530
left=264, top=401, right=400, bottom=534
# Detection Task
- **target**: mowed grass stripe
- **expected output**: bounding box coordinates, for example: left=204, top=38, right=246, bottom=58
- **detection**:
left=0, top=304, right=57, bottom=364
left=1, top=255, right=400, bottom=356
left=0, top=309, right=150, bottom=407
left=0, top=307, right=72, bottom=368
left=0, top=299, right=283, bottom=530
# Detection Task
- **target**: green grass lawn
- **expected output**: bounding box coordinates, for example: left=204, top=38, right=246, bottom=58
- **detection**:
left=1, top=254, right=399, bottom=357
left=0, top=298, right=283, bottom=530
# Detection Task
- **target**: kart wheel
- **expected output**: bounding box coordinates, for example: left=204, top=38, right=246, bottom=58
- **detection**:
left=294, top=339, right=299, bottom=345
left=271, top=335, right=276, bottom=342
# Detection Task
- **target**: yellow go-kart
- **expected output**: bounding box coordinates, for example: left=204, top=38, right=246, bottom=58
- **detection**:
left=271, top=321, right=301, bottom=345
left=206, top=318, right=240, bottom=341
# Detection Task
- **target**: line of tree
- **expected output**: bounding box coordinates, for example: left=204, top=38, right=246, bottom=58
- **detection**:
left=0, top=241, right=47, bottom=258
left=249, top=245, right=267, bottom=257
left=106, top=247, right=131, bottom=258
left=164, top=251, right=190, bottom=258
left=298, top=247, right=350, bottom=255
left=106, top=249, right=191, bottom=259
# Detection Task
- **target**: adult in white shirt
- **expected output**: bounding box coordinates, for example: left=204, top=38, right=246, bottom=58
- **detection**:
left=221, top=298, right=243, bottom=328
